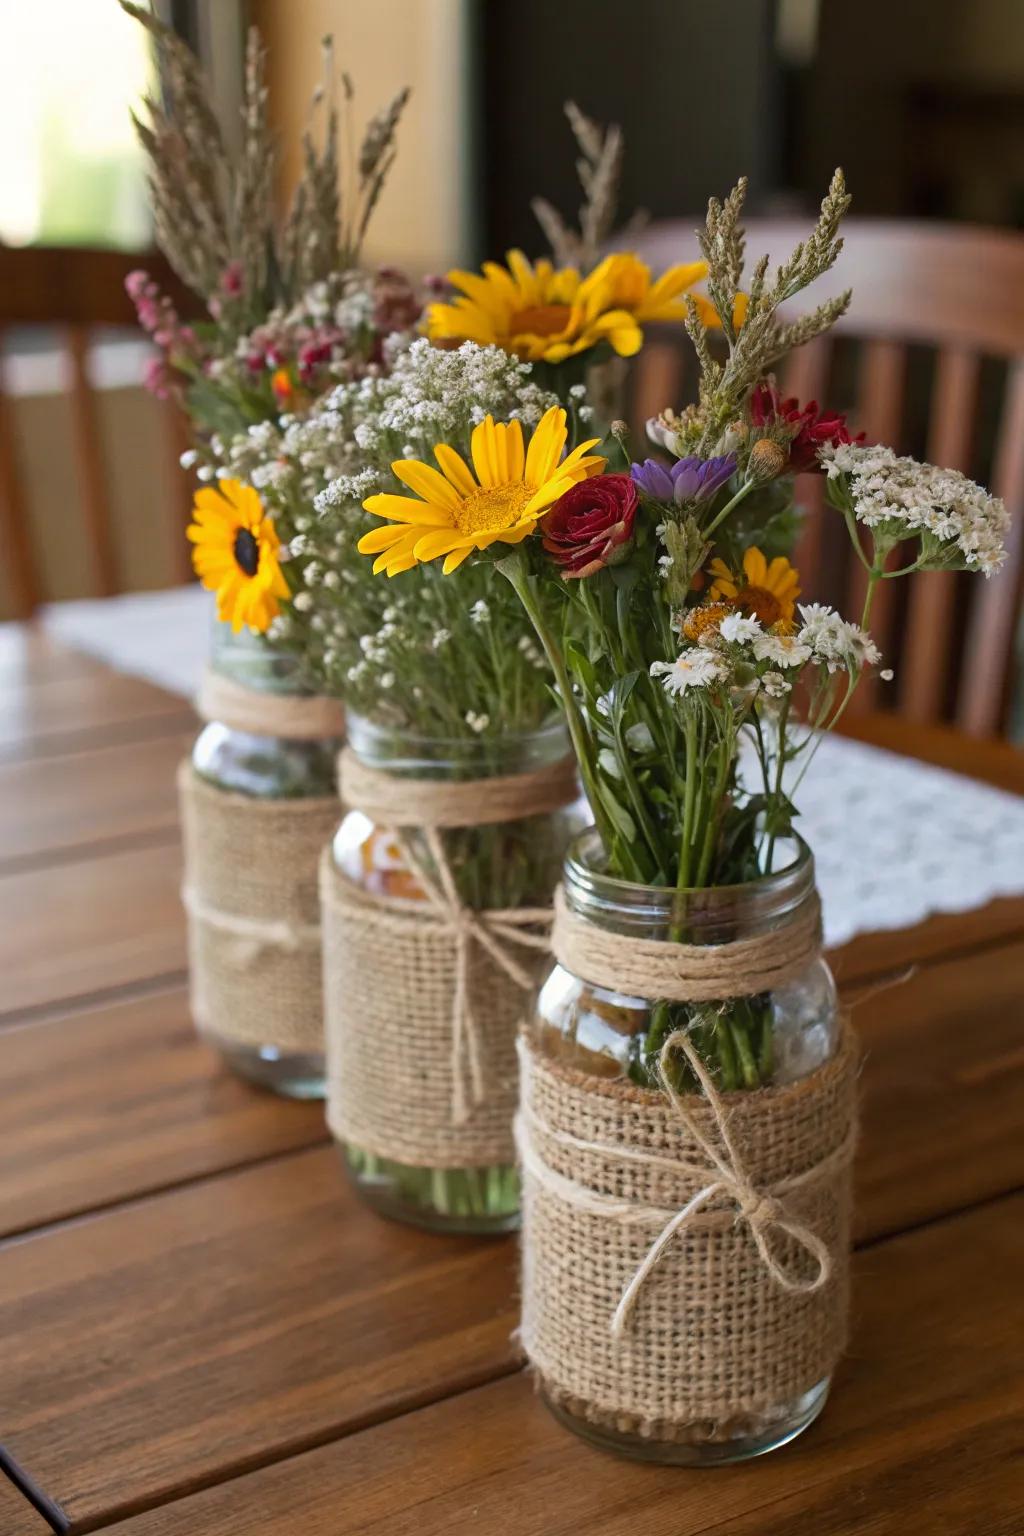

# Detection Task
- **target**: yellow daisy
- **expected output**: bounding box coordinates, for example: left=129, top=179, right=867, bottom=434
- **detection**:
left=359, top=404, right=605, bottom=575
left=187, top=479, right=290, bottom=634
left=708, top=547, right=801, bottom=627
left=424, top=249, right=721, bottom=365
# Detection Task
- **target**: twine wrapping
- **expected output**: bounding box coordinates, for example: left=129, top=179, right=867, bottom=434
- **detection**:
left=552, top=884, right=823, bottom=1002
left=518, top=885, right=856, bottom=1438
left=179, top=763, right=340, bottom=1053
left=197, top=667, right=345, bottom=740
left=321, top=751, right=576, bottom=1168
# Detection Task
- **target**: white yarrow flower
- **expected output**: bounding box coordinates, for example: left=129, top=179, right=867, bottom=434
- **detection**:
left=650, top=649, right=728, bottom=696
left=719, top=612, right=763, bottom=644
left=752, top=631, right=812, bottom=668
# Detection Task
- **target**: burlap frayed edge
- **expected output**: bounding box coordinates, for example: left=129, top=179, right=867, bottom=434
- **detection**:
left=532, top=1023, right=858, bottom=1114
left=526, top=1368, right=827, bottom=1444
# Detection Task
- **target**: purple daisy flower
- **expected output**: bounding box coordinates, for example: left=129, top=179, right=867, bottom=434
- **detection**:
left=630, top=454, right=737, bottom=507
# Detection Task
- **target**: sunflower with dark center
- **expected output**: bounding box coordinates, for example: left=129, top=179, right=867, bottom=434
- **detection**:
left=707, top=547, right=801, bottom=627
left=187, top=479, right=290, bottom=633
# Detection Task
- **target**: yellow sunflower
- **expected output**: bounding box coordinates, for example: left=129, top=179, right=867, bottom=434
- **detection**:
left=424, top=249, right=722, bottom=365
left=708, top=547, right=801, bottom=627
left=187, top=479, right=290, bottom=634
left=359, top=404, right=604, bottom=575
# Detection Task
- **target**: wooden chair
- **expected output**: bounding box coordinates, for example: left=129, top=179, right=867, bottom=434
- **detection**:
left=624, top=220, right=1024, bottom=737
left=0, top=245, right=197, bottom=620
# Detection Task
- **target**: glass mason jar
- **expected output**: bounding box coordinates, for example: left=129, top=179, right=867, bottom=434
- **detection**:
left=331, top=712, right=581, bottom=1234
left=529, top=828, right=838, bottom=1465
left=191, top=621, right=342, bottom=1097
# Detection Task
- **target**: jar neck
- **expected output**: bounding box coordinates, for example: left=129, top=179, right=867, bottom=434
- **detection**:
left=563, top=828, right=817, bottom=944
left=346, top=712, right=570, bottom=781
left=210, top=617, right=315, bottom=698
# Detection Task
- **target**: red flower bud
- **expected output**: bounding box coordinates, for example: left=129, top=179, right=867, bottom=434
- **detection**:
left=541, top=473, right=638, bottom=579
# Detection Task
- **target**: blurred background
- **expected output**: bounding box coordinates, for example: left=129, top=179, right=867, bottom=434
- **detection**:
left=1, top=0, right=1023, bottom=733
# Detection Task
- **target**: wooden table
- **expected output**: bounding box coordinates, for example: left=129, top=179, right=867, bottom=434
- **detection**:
left=1, top=626, right=1022, bottom=1536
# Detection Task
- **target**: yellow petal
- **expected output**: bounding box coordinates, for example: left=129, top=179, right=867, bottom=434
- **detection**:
left=358, top=523, right=412, bottom=555
left=392, top=459, right=462, bottom=510
left=362, top=493, right=452, bottom=527
left=743, top=547, right=768, bottom=585
left=470, top=416, right=500, bottom=488
left=434, top=443, right=478, bottom=497
left=412, top=529, right=467, bottom=562
left=525, top=405, right=567, bottom=486
left=442, top=545, right=474, bottom=574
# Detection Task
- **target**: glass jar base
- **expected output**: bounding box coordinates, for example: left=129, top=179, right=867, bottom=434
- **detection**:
left=341, top=1144, right=520, bottom=1235
left=199, top=1030, right=326, bottom=1100
left=541, top=1377, right=830, bottom=1466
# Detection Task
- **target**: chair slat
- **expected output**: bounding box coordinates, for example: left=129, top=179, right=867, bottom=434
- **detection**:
left=0, top=338, right=40, bottom=619
left=66, top=325, right=118, bottom=596
left=781, top=338, right=833, bottom=599
left=164, top=401, right=196, bottom=584
left=629, top=339, right=685, bottom=442
left=846, top=339, right=907, bottom=711
left=957, top=356, right=1024, bottom=735
left=901, top=348, right=980, bottom=722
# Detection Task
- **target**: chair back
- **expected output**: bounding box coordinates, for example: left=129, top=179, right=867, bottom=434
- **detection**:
left=624, top=219, right=1024, bottom=736
left=0, top=245, right=195, bottom=619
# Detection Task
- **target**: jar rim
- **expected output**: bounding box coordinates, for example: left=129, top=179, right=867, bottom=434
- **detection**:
left=563, top=825, right=816, bottom=930
left=346, top=710, right=568, bottom=757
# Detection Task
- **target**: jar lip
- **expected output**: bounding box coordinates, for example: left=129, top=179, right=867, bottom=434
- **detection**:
left=564, top=825, right=815, bottom=905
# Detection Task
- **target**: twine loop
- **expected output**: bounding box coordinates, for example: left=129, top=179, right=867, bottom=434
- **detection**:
left=609, top=1028, right=837, bottom=1334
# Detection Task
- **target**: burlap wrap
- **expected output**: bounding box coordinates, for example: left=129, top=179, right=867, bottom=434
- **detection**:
left=321, top=750, right=576, bottom=1169
left=518, top=887, right=857, bottom=1438
left=179, top=763, right=339, bottom=1053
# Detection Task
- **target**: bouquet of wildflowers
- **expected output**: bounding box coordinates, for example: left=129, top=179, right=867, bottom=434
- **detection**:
left=355, top=171, right=1009, bottom=1088
left=120, top=3, right=415, bottom=450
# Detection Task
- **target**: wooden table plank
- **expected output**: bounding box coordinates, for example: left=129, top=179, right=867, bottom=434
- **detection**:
left=0, top=842, right=185, bottom=1020
left=0, top=667, right=193, bottom=764
left=0, top=1148, right=519, bottom=1529
left=95, top=1195, right=1024, bottom=1536
left=1, top=933, right=1020, bottom=1248
left=0, top=987, right=326, bottom=1238
left=0, top=731, right=192, bottom=871
left=3, top=934, right=1022, bottom=1528
left=0, top=626, right=106, bottom=688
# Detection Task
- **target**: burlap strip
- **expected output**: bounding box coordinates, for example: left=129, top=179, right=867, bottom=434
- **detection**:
left=322, top=751, right=575, bottom=1167
left=198, top=667, right=345, bottom=740
left=178, top=762, right=339, bottom=1053
left=321, top=852, right=551, bottom=1166
left=518, top=1023, right=857, bottom=1433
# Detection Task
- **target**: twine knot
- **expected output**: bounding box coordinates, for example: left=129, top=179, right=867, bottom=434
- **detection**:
left=609, top=1028, right=837, bottom=1335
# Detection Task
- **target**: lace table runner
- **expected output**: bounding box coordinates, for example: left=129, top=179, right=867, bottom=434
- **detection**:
left=30, top=586, right=1024, bottom=948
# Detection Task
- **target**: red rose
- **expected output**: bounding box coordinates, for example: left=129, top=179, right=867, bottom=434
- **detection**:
left=750, top=380, right=864, bottom=474
left=541, top=473, right=638, bottom=579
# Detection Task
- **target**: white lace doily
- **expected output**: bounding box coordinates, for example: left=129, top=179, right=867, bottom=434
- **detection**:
left=26, top=587, right=1024, bottom=947
left=775, top=733, right=1024, bottom=946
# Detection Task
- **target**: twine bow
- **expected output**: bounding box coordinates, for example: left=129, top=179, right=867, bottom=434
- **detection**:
left=610, top=1028, right=836, bottom=1335
left=395, top=827, right=552, bottom=1125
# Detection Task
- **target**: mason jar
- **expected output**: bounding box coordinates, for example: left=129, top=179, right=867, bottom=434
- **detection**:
left=328, top=712, right=581, bottom=1234
left=189, top=621, right=342, bottom=1097
left=526, top=827, right=843, bottom=1464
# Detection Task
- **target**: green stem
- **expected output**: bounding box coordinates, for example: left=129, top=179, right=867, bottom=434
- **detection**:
left=861, top=570, right=881, bottom=631
left=701, top=477, right=759, bottom=541
left=496, top=552, right=615, bottom=854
